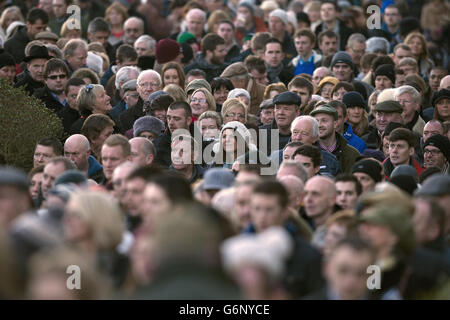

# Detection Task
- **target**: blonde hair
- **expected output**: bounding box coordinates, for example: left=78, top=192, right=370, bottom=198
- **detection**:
left=404, top=32, right=429, bottom=61
left=264, top=82, right=288, bottom=99
left=68, top=191, right=125, bottom=251
left=221, top=98, right=248, bottom=121
left=61, top=18, right=83, bottom=38
left=0, top=6, right=24, bottom=30
left=163, top=84, right=187, bottom=102
left=191, top=88, right=216, bottom=111
left=105, top=1, right=129, bottom=25
left=76, top=84, right=105, bottom=115
left=207, top=10, right=230, bottom=33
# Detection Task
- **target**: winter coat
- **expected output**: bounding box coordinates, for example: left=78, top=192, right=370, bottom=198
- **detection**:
left=4, top=25, right=29, bottom=63
left=184, top=53, right=228, bottom=83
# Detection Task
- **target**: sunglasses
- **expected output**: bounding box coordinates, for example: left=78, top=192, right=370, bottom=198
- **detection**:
left=85, top=84, right=94, bottom=93
left=48, top=74, right=67, bottom=80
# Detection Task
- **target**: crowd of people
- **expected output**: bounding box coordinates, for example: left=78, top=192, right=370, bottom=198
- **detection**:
left=0, top=0, right=449, bottom=300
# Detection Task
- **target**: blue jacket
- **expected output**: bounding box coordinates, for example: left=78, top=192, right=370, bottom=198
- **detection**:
left=109, top=100, right=127, bottom=122
left=88, top=155, right=103, bottom=177
left=343, top=123, right=366, bottom=154
left=101, top=65, right=115, bottom=86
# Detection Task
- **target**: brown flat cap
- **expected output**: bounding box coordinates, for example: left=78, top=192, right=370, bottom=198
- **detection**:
left=221, top=62, right=248, bottom=78
left=36, top=31, right=59, bottom=41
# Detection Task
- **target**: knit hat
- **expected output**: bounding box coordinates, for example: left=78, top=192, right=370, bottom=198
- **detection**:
left=239, top=1, right=255, bottom=15
left=0, top=49, right=15, bottom=69
left=366, top=37, right=390, bottom=54
left=213, top=121, right=257, bottom=154
left=342, top=91, right=366, bottom=109
left=185, top=79, right=212, bottom=95
left=221, top=62, right=248, bottom=79
left=351, top=159, right=383, bottom=183
left=155, top=38, right=181, bottom=64
left=374, top=64, right=395, bottom=84
left=389, top=175, right=418, bottom=195
left=54, top=170, right=87, bottom=186
left=316, top=76, right=340, bottom=94
left=431, top=88, right=450, bottom=107
left=424, top=134, right=450, bottom=163
left=0, top=166, right=28, bottom=192
left=390, top=164, right=418, bottom=183
left=227, top=88, right=250, bottom=102
left=203, top=168, right=235, bottom=190
left=269, top=8, right=289, bottom=25
left=414, top=174, right=450, bottom=197
left=133, top=115, right=165, bottom=137
left=177, top=32, right=197, bottom=44
left=330, top=51, right=354, bottom=69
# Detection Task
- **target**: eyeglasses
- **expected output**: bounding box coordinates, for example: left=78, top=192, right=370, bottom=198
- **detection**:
left=226, top=113, right=245, bottom=119
left=85, top=84, right=94, bottom=93
left=138, top=82, right=160, bottom=89
left=47, top=74, right=67, bottom=80
left=398, top=100, right=413, bottom=105
left=424, top=148, right=442, bottom=155
left=190, top=98, right=207, bottom=104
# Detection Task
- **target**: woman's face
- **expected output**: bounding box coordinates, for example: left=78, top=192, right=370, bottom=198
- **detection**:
left=163, top=68, right=180, bottom=86
left=308, top=10, right=320, bottom=23
left=190, top=91, right=209, bottom=118
left=321, top=83, right=334, bottom=99
left=347, top=106, right=363, bottom=125
left=139, top=131, right=158, bottom=141
left=213, top=86, right=229, bottom=105
left=94, top=88, right=112, bottom=114
left=63, top=200, right=90, bottom=243
left=108, top=9, right=124, bottom=26
left=29, top=172, right=43, bottom=199
left=408, top=37, right=423, bottom=58
left=4, top=14, right=21, bottom=29
left=436, top=98, right=450, bottom=121
left=222, top=128, right=237, bottom=153
left=66, top=29, right=81, bottom=40
left=200, top=118, right=220, bottom=140
left=269, top=90, right=280, bottom=99
left=91, top=125, right=114, bottom=152
left=0, top=65, right=16, bottom=84
left=153, top=109, right=167, bottom=124
left=332, top=87, right=348, bottom=101
left=141, top=183, right=171, bottom=230
left=224, top=105, right=246, bottom=124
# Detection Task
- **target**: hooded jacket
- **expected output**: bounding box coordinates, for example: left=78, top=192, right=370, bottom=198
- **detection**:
left=4, top=25, right=29, bottom=63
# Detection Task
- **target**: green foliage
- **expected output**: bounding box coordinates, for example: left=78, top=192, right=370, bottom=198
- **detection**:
left=0, top=80, right=63, bottom=172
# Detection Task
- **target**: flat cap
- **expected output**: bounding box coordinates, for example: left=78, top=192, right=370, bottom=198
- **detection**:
left=0, top=166, right=29, bottom=191
left=310, top=105, right=338, bottom=120
left=273, top=91, right=301, bottom=106
left=414, top=174, right=450, bottom=197
left=221, top=62, right=248, bottom=79
left=122, top=79, right=137, bottom=93
left=35, top=31, right=59, bottom=41
left=373, top=100, right=403, bottom=113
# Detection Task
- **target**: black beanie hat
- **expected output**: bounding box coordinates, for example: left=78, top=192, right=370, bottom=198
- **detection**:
left=342, top=91, right=366, bottom=109
left=424, top=134, right=450, bottom=163
left=351, top=159, right=383, bottom=183
left=0, top=49, right=16, bottom=69
left=390, top=175, right=418, bottom=195
left=374, top=64, right=395, bottom=84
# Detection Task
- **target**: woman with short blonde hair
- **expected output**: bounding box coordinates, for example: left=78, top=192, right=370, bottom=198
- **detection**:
left=221, top=98, right=248, bottom=125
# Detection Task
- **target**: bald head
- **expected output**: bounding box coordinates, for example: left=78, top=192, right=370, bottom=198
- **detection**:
left=278, top=175, right=305, bottom=211
left=124, top=17, right=144, bottom=45
left=129, top=137, right=155, bottom=167
left=277, top=160, right=308, bottom=183
left=112, top=161, right=138, bottom=203
left=440, top=75, right=450, bottom=90
left=64, top=134, right=91, bottom=172
left=304, top=176, right=336, bottom=226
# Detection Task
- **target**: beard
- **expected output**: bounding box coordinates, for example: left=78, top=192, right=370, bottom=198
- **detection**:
left=211, top=55, right=223, bottom=65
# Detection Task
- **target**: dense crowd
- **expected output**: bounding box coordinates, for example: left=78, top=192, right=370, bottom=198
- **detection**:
left=0, top=0, right=449, bottom=300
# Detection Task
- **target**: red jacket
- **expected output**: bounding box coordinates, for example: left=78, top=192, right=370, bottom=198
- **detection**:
left=382, top=157, right=424, bottom=180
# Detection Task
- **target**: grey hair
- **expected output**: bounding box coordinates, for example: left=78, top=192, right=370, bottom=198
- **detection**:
left=347, top=33, right=366, bottom=46
left=186, top=8, right=206, bottom=21
left=45, top=44, right=63, bottom=59
left=116, top=66, right=140, bottom=89
left=394, top=85, right=421, bottom=103
left=124, top=16, right=144, bottom=30
left=137, top=69, right=162, bottom=86
left=290, top=115, right=319, bottom=138
left=63, top=39, right=88, bottom=57
left=134, top=35, right=156, bottom=51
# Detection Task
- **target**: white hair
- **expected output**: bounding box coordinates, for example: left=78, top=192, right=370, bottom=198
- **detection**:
left=227, top=88, right=251, bottom=102
left=394, top=85, right=421, bottom=103
left=86, top=51, right=103, bottom=75
left=116, top=66, right=140, bottom=89
left=290, top=115, right=319, bottom=138
left=137, top=69, right=162, bottom=86
left=186, top=8, right=206, bottom=21
left=134, top=35, right=156, bottom=51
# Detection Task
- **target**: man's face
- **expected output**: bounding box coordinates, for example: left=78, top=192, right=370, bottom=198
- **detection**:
left=291, top=118, right=317, bottom=144
left=137, top=73, right=161, bottom=101
left=429, top=69, right=447, bottom=92
left=274, top=104, right=298, bottom=130
left=26, top=19, right=47, bottom=39
left=312, top=68, right=329, bottom=87
left=89, top=31, right=110, bottom=47
left=424, top=145, right=446, bottom=169
left=383, top=7, right=401, bottom=27
left=289, top=86, right=311, bottom=109
left=325, top=246, right=372, bottom=300
left=34, top=144, right=57, bottom=168
left=399, top=64, right=418, bottom=76
left=42, top=162, right=66, bottom=198
left=28, top=58, right=47, bottom=82
left=250, top=193, right=285, bottom=233
left=186, top=13, right=205, bottom=38
left=315, top=113, right=336, bottom=140
left=167, top=108, right=191, bottom=133
left=423, top=122, right=444, bottom=142
left=66, top=85, right=83, bottom=109
left=332, top=63, right=353, bottom=82
left=319, top=36, right=338, bottom=57
left=130, top=139, right=153, bottom=167
left=347, top=42, right=365, bottom=66
left=353, top=172, right=376, bottom=193
left=45, top=69, right=68, bottom=94
left=375, top=111, right=402, bottom=132
left=389, top=139, right=413, bottom=166
left=375, top=75, right=393, bottom=91
left=394, top=48, right=413, bottom=65
left=134, top=41, right=153, bottom=57
left=260, top=107, right=274, bottom=125
left=52, top=0, right=67, bottom=17
left=209, top=44, right=226, bottom=65
left=124, top=20, right=143, bottom=45
left=171, top=139, right=193, bottom=170
left=218, top=23, right=234, bottom=43
left=249, top=69, right=269, bottom=86
left=90, top=126, right=114, bottom=152
left=335, top=181, right=358, bottom=210
left=264, top=42, right=284, bottom=68
left=101, top=145, right=127, bottom=180
left=234, top=184, right=253, bottom=229
left=269, top=16, right=285, bottom=36
left=320, top=3, right=336, bottom=22
left=396, top=92, right=419, bottom=122
left=123, top=177, right=146, bottom=216
left=440, top=76, right=450, bottom=90
left=111, top=165, right=135, bottom=204
left=304, top=178, right=335, bottom=221
left=64, top=141, right=89, bottom=171
left=282, top=146, right=298, bottom=161
left=294, top=36, right=314, bottom=57
left=117, top=58, right=138, bottom=70
left=395, top=73, right=406, bottom=87
left=293, top=154, right=318, bottom=179
left=65, top=47, right=87, bottom=71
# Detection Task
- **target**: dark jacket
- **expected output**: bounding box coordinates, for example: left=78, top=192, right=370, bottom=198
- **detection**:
left=14, top=69, right=44, bottom=96
left=169, top=164, right=206, bottom=184
left=383, top=156, right=424, bottom=179
left=58, top=106, right=80, bottom=134
left=259, top=119, right=292, bottom=156
left=225, top=43, right=241, bottom=63
left=109, top=100, right=127, bottom=123
left=320, top=133, right=360, bottom=174
left=184, top=52, right=228, bottom=83
left=4, top=25, right=29, bottom=63
left=100, top=65, right=115, bottom=87
left=314, top=20, right=354, bottom=51
left=266, top=62, right=295, bottom=87
left=116, top=98, right=144, bottom=134
left=33, top=85, right=65, bottom=114
left=361, top=125, right=382, bottom=150
left=87, top=155, right=106, bottom=184
left=280, top=31, right=297, bottom=62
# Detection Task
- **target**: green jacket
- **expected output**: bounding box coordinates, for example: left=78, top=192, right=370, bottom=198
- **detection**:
left=326, top=133, right=361, bottom=174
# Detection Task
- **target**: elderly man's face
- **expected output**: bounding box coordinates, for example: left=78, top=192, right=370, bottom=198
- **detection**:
left=137, top=73, right=161, bottom=101
left=291, top=118, right=317, bottom=144
left=124, top=19, right=144, bottom=45
left=186, top=12, right=205, bottom=38
left=65, top=47, right=87, bottom=71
